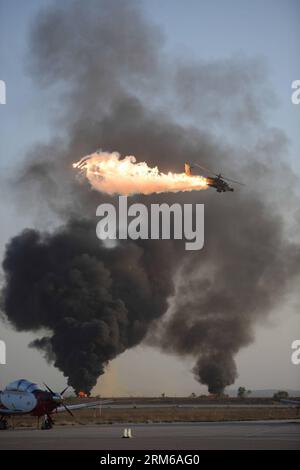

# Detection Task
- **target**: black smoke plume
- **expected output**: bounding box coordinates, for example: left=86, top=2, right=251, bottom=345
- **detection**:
left=1, top=0, right=299, bottom=393
left=1, top=220, right=176, bottom=392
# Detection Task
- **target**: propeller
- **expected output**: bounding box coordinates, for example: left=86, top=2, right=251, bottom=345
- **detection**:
left=193, top=162, right=245, bottom=186
left=60, top=386, right=69, bottom=396
left=61, top=401, right=75, bottom=418
left=44, top=382, right=74, bottom=417
left=43, top=383, right=56, bottom=395
left=44, top=383, right=69, bottom=397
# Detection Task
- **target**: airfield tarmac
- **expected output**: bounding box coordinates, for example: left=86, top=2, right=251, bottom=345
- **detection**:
left=0, top=420, right=299, bottom=450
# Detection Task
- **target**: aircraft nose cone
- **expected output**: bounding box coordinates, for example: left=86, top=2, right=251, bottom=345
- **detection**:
left=52, top=393, right=63, bottom=402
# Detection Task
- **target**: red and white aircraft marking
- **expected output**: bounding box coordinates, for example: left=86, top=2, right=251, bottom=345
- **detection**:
left=0, top=379, right=110, bottom=429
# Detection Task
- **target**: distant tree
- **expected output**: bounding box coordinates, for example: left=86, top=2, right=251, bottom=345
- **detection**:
left=247, top=390, right=252, bottom=396
left=190, top=392, right=196, bottom=398
left=273, top=390, right=289, bottom=400
left=237, top=386, right=247, bottom=399
left=161, top=393, right=165, bottom=399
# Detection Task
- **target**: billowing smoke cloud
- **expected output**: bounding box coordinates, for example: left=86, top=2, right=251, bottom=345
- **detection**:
left=1, top=220, right=176, bottom=392
left=1, top=0, right=299, bottom=393
left=152, top=192, right=300, bottom=392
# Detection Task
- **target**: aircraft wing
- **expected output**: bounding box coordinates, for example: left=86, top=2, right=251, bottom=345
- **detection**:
left=280, top=399, right=300, bottom=406
left=55, top=400, right=112, bottom=413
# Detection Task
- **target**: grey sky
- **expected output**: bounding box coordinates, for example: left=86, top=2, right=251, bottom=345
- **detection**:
left=0, top=0, right=299, bottom=395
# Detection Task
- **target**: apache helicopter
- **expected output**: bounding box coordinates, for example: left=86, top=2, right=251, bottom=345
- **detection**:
left=185, top=161, right=244, bottom=193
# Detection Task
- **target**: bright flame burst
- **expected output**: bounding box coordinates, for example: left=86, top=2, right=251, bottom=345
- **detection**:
left=73, top=151, right=208, bottom=196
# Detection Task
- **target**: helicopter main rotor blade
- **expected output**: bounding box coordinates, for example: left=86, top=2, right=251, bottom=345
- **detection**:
left=221, top=175, right=245, bottom=186
left=193, top=162, right=218, bottom=177
left=193, top=162, right=245, bottom=186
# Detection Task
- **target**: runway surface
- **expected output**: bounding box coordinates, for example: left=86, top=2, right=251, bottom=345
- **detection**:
left=0, top=420, right=299, bottom=450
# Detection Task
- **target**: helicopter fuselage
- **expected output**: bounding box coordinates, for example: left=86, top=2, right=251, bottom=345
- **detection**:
left=206, top=176, right=234, bottom=193
left=185, top=162, right=235, bottom=192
